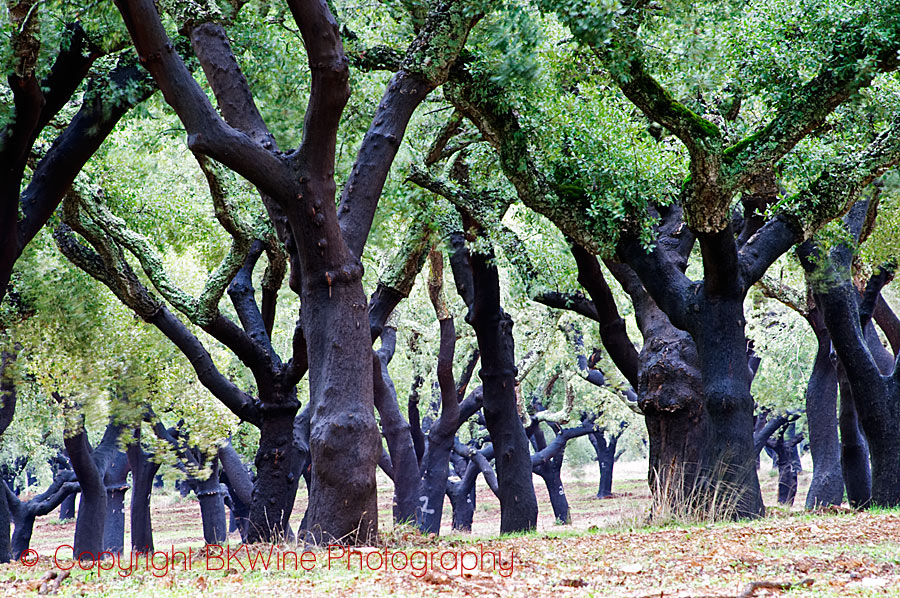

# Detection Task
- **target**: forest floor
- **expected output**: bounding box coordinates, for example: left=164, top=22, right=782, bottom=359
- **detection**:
left=3, top=459, right=900, bottom=597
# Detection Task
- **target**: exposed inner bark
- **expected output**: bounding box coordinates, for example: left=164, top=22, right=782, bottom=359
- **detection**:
left=0, top=348, right=18, bottom=562
left=582, top=224, right=710, bottom=513
left=372, top=327, right=419, bottom=525
left=192, top=462, right=227, bottom=546
left=109, top=0, right=483, bottom=545
left=64, top=420, right=122, bottom=560
left=410, top=250, right=464, bottom=533
left=837, top=367, right=872, bottom=507
left=103, top=449, right=130, bottom=554
left=218, top=440, right=252, bottom=543
left=766, top=423, right=804, bottom=506
left=152, top=422, right=230, bottom=545
left=5, top=468, right=79, bottom=561
left=528, top=412, right=596, bottom=523
left=127, top=428, right=160, bottom=553
left=58, top=492, right=76, bottom=521
left=447, top=441, right=497, bottom=532
left=803, top=201, right=900, bottom=506
left=464, top=225, right=538, bottom=533
left=589, top=424, right=626, bottom=499
left=803, top=309, right=844, bottom=509
left=248, top=403, right=300, bottom=543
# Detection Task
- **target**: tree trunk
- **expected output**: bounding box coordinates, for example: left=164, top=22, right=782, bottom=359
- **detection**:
left=834, top=348, right=900, bottom=507
left=58, top=492, right=76, bottom=521
left=837, top=361, right=872, bottom=508
left=65, top=430, right=107, bottom=560
left=416, top=430, right=455, bottom=534
left=371, top=328, right=419, bottom=525
left=807, top=203, right=900, bottom=507
left=804, top=314, right=844, bottom=509
left=0, top=489, right=10, bottom=563
left=127, top=436, right=159, bottom=554
left=874, top=295, right=900, bottom=355
left=226, top=488, right=250, bottom=540
left=767, top=424, right=803, bottom=506
left=778, top=451, right=800, bottom=506
left=218, top=440, right=251, bottom=543
left=4, top=469, right=78, bottom=561
left=248, top=403, right=300, bottom=543
left=537, top=459, right=569, bottom=523
left=104, top=488, right=127, bottom=554
left=10, top=512, right=36, bottom=561
left=103, top=450, right=129, bottom=554
left=692, top=300, right=765, bottom=518
left=191, top=461, right=226, bottom=545
left=294, top=407, right=312, bottom=507
left=300, top=261, right=380, bottom=544
left=528, top=421, right=569, bottom=523
left=414, top=286, right=462, bottom=533
left=467, top=243, right=538, bottom=533
left=448, top=443, right=496, bottom=532
left=590, top=429, right=621, bottom=499
left=603, top=260, right=711, bottom=511
left=0, top=348, right=16, bottom=562
left=862, top=392, right=900, bottom=506
left=639, top=328, right=708, bottom=507
left=448, top=478, right=477, bottom=532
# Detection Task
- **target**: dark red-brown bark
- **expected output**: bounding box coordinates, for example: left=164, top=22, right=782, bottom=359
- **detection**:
left=218, top=440, right=253, bottom=542
left=5, top=470, right=78, bottom=561
left=372, top=328, right=419, bottom=524
left=464, top=232, right=538, bottom=533
left=64, top=422, right=123, bottom=560
left=802, top=307, right=844, bottom=509
left=570, top=244, right=640, bottom=388
left=415, top=317, right=460, bottom=533
left=126, top=428, right=160, bottom=554
left=109, top=0, right=482, bottom=544
left=103, top=450, right=130, bottom=554
left=528, top=413, right=596, bottom=523
left=591, top=428, right=623, bottom=499
left=803, top=201, right=900, bottom=506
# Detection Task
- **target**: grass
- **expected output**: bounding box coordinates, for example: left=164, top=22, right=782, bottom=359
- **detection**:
left=4, top=457, right=900, bottom=596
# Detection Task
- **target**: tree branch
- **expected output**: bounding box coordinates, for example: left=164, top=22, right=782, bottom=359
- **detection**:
left=54, top=223, right=260, bottom=425
left=617, top=233, right=694, bottom=331
left=0, top=348, right=19, bottom=436
left=725, top=38, right=900, bottom=187
left=571, top=243, right=640, bottom=388
left=874, top=295, right=900, bottom=355
left=338, top=0, right=484, bottom=257
left=369, top=215, right=431, bottom=340
left=114, top=0, right=295, bottom=198
left=227, top=240, right=276, bottom=356
left=756, top=275, right=809, bottom=317
left=428, top=249, right=460, bottom=439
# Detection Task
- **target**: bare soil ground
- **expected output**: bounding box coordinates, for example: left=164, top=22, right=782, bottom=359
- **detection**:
left=4, top=458, right=900, bottom=597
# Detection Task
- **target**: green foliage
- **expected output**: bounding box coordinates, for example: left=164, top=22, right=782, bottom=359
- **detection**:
left=535, top=83, right=685, bottom=250
left=0, top=1, right=132, bottom=129
left=861, top=171, right=900, bottom=267
left=747, top=284, right=816, bottom=413
left=2, top=225, right=242, bottom=481
left=722, top=0, right=900, bottom=110
left=85, top=100, right=236, bottom=263
left=468, top=1, right=543, bottom=88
